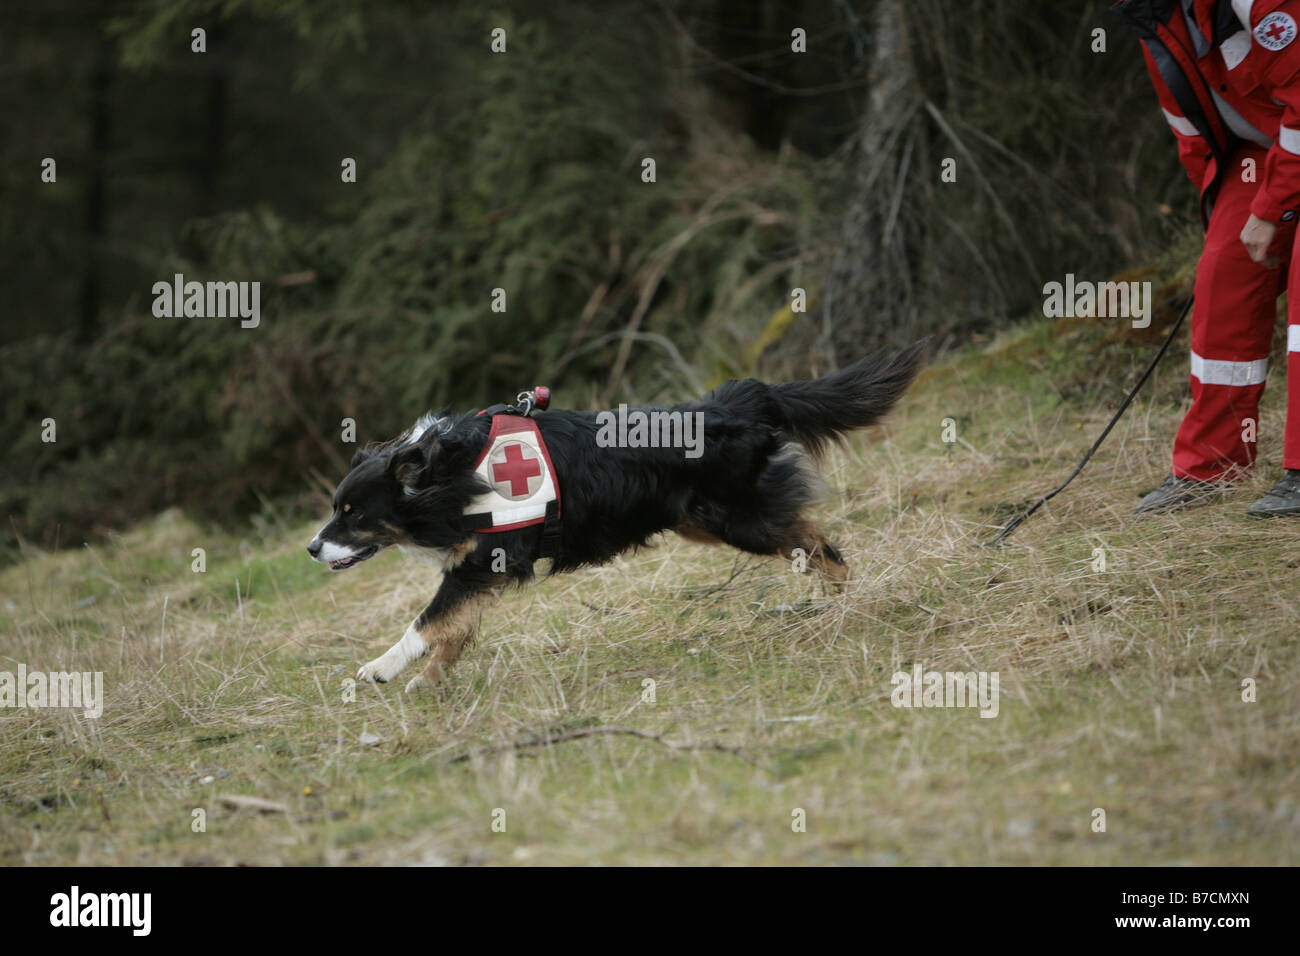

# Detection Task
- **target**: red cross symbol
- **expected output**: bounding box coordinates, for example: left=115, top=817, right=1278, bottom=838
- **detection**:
left=491, top=442, right=542, bottom=497
left=1267, top=21, right=1289, bottom=42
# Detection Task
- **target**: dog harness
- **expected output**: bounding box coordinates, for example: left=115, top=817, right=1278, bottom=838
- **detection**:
left=462, top=388, right=563, bottom=557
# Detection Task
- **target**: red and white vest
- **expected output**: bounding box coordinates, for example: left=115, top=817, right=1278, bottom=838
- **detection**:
left=462, top=415, right=561, bottom=534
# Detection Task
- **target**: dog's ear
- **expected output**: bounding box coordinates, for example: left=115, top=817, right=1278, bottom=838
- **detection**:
left=350, top=447, right=376, bottom=469
left=387, top=433, right=438, bottom=491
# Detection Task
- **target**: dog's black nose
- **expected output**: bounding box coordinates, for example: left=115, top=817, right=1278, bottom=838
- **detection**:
left=307, top=539, right=322, bottom=558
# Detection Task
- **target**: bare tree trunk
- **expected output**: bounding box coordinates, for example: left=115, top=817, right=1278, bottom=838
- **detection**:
left=818, top=0, right=923, bottom=365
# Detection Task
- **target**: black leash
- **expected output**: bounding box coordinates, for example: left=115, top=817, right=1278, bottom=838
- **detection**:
left=987, top=290, right=1195, bottom=547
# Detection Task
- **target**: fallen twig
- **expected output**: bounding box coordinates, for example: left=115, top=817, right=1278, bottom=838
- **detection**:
left=441, top=724, right=752, bottom=765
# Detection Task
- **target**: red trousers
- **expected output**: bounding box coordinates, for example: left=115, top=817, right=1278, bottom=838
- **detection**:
left=1174, top=146, right=1300, bottom=480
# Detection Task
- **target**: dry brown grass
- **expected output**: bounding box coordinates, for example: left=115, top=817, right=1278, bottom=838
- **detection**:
left=1, top=317, right=1298, bottom=865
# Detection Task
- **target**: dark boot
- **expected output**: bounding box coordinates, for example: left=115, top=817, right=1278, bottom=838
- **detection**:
left=1133, top=474, right=1223, bottom=515
left=1246, top=469, right=1300, bottom=517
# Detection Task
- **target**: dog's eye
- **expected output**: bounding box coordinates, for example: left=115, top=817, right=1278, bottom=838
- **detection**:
left=342, top=503, right=351, bottom=513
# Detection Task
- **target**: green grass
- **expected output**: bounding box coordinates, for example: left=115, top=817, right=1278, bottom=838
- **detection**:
left=2, top=302, right=1298, bottom=865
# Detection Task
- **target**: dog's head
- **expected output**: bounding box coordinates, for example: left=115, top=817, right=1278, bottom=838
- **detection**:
left=308, top=415, right=483, bottom=570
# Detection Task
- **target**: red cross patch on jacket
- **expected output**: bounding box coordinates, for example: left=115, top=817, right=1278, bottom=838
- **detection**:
left=1236, top=0, right=1300, bottom=221
left=1117, top=0, right=1300, bottom=223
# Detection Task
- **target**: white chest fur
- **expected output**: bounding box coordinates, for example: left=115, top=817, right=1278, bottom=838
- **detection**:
left=397, top=545, right=455, bottom=569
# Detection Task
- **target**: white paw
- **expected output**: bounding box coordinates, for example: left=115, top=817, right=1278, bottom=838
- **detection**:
left=403, top=674, right=430, bottom=694
left=356, top=624, right=430, bottom=685
left=356, top=654, right=403, bottom=684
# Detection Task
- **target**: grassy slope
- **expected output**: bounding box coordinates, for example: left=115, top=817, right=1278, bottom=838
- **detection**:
left=2, top=305, right=1298, bottom=865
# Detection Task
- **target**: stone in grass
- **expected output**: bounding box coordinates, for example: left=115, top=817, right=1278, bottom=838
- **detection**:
left=359, top=731, right=382, bottom=746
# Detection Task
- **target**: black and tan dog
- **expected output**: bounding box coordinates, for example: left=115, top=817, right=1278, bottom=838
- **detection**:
left=308, top=344, right=923, bottom=692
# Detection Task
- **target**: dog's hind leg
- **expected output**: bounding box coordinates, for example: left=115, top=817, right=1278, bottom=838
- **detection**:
left=675, top=524, right=725, bottom=546
left=677, top=513, right=850, bottom=586
left=779, top=519, right=851, bottom=586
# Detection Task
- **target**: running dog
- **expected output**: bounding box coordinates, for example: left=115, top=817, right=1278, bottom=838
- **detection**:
left=308, top=344, right=923, bottom=692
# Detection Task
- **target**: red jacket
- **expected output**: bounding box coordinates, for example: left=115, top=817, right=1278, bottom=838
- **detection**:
left=1117, top=0, right=1300, bottom=223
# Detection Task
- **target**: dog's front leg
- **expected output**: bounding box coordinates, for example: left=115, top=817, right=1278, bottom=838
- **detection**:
left=400, top=586, right=500, bottom=694
left=356, top=619, right=431, bottom=685
left=356, top=563, right=501, bottom=692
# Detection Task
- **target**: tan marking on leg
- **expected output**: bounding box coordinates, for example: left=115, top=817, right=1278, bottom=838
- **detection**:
left=810, top=549, right=852, bottom=585
left=406, top=591, right=499, bottom=691
left=445, top=538, right=477, bottom=570
left=675, top=524, right=724, bottom=545
left=780, top=519, right=852, bottom=586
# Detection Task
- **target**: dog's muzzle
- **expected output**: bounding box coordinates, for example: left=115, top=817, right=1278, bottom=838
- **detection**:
left=307, top=538, right=380, bottom=571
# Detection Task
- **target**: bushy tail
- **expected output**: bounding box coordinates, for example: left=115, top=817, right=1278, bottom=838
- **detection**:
left=767, top=341, right=926, bottom=458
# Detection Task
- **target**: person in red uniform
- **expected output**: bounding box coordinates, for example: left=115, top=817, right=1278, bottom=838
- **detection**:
left=1117, top=0, right=1300, bottom=514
